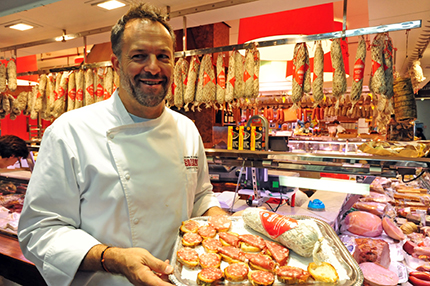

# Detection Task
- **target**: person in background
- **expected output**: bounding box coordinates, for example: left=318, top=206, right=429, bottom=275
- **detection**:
left=299, top=121, right=313, bottom=135
left=0, top=135, right=29, bottom=169
left=416, top=127, right=426, bottom=140
left=333, top=120, right=346, bottom=135
left=18, top=2, right=228, bottom=285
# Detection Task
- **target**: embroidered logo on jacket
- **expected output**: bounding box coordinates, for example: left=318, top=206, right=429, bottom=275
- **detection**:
left=184, top=156, right=198, bottom=171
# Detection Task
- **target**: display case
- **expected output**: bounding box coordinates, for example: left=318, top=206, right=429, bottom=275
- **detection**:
left=287, top=137, right=372, bottom=155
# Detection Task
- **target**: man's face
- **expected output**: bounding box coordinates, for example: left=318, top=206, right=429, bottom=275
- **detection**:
left=305, top=123, right=311, bottom=128
left=114, top=19, right=174, bottom=108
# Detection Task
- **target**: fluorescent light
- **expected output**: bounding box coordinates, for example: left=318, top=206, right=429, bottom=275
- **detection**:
left=9, top=23, right=33, bottom=31
left=279, top=176, right=370, bottom=195
left=97, top=0, right=125, bottom=10
left=17, top=79, right=37, bottom=86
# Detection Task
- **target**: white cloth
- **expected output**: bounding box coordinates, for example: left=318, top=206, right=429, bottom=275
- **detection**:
left=18, top=89, right=220, bottom=286
left=336, top=124, right=346, bottom=133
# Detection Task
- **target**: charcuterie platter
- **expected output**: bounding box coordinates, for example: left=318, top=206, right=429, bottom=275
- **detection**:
left=169, top=212, right=363, bottom=286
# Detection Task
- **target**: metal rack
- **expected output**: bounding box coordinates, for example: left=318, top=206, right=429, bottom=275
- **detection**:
left=205, top=149, right=430, bottom=178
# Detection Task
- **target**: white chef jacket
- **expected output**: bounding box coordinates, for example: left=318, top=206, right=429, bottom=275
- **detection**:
left=18, top=89, right=221, bottom=286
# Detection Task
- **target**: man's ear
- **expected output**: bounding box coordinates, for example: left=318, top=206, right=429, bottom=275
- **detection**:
left=111, top=54, right=120, bottom=73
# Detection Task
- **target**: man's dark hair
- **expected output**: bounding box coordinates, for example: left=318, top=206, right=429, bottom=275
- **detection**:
left=111, top=2, right=176, bottom=61
left=304, top=121, right=310, bottom=124
left=0, top=135, right=29, bottom=159
left=333, top=120, right=340, bottom=125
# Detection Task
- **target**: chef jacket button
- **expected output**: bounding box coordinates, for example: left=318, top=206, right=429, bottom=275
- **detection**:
left=133, top=218, right=139, bottom=224
left=125, top=174, right=130, bottom=180
left=109, top=133, right=115, bottom=140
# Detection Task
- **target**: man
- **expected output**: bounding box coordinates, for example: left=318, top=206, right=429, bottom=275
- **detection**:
left=0, top=135, right=29, bottom=169
left=18, top=3, right=227, bottom=285
left=299, top=121, right=312, bottom=135
left=333, top=120, right=346, bottom=135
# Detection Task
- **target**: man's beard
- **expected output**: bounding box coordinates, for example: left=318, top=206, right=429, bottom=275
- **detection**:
left=119, top=68, right=169, bottom=107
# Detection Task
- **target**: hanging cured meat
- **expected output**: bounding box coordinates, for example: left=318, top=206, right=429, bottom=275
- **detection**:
left=85, top=69, right=95, bottom=106
left=303, top=44, right=311, bottom=94
left=95, top=68, right=104, bottom=103
left=312, top=41, right=324, bottom=106
left=244, top=48, right=254, bottom=98
left=410, top=59, right=425, bottom=94
left=29, top=85, right=38, bottom=119
left=12, top=91, right=27, bottom=115
left=43, top=73, right=55, bottom=118
left=67, top=71, right=76, bottom=111
left=330, top=39, right=347, bottom=109
left=215, top=53, right=226, bottom=109
left=173, top=58, right=185, bottom=109
left=291, top=43, right=306, bottom=109
left=75, top=69, right=84, bottom=109
left=383, top=34, right=394, bottom=98
left=233, top=51, right=244, bottom=100
left=52, top=71, right=69, bottom=118
left=225, top=52, right=235, bottom=105
left=253, top=47, right=260, bottom=98
left=183, top=56, right=200, bottom=112
left=103, top=66, right=113, bottom=100
left=34, top=74, right=47, bottom=114
left=350, top=36, right=367, bottom=113
left=369, top=34, right=386, bottom=95
left=194, top=54, right=216, bottom=111
left=0, top=61, right=6, bottom=93
left=113, top=69, right=120, bottom=93
left=6, top=56, right=17, bottom=92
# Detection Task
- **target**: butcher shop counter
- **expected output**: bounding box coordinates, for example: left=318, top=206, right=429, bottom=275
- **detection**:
left=0, top=234, right=46, bottom=286
left=219, top=189, right=349, bottom=229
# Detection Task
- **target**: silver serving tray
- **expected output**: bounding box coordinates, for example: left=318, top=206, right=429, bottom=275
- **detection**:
left=169, top=215, right=363, bottom=286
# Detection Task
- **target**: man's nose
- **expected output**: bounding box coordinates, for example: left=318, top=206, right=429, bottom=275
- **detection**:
left=144, top=55, right=161, bottom=75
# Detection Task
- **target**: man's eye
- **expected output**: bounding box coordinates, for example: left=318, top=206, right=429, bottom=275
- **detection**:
left=132, top=54, right=145, bottom=60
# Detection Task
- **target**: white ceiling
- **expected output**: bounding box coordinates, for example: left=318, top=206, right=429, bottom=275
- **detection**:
left=0, top=0, right=429, bottom=89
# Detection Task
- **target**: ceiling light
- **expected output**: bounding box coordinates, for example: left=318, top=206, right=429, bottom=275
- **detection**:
left=97, top=0, right=125, bottom=10
left=8, top=23, right=33, bottom=31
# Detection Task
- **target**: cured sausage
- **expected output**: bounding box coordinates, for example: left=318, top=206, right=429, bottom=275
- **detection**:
left=291, top=43, right=306, bottom=109
left=67, top=71, right=76, bottom=111
left=103, top=66, right=113, bottom=100
left=173, top=58, right=185, bottom=109
left=0, top=61, right=6, bottom=92
left=253, top=47, right=260, bottom=98
left=244, top=48, right=254, bottom=98
left=202, top=238, right=222, bottom=253
left=95, top=68, right=104, bottom=103
left=6, top=56, right=17, bottom=92
left=233, top=51, right=244, bottom=99
left=225, top=52, right=235, bottom=104
left=75, top=69, right=84, bottom=109
left=369, top=33, right=386, bottom=95
left=350, top=36, right=366, bottom=110
left=199, top=252, right=221, bottom=269
left=215, top=53, right=226, bottom=109
left=84, top=69, right=95, bottom=106
left=183, top=56, right=200, bottom=111
left=52, top=71, right=69, bottom=118
left=312, top=41, right=324, bottom=105
left=330, top=39, right=347, bottom=108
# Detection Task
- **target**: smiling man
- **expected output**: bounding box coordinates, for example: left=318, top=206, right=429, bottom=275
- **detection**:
left=18, top=2, right=227, bottom=286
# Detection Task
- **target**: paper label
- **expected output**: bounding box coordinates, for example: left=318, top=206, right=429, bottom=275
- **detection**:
left=218, top=70, right=225, bottom=89
left=69, top=88, right=76, bottom=101
left=58, top=86, right=66, bottom=99
left=203, top=72, right=211, bottom=86
left=96, top=84, right=103, bottom=98
left=86, top=84, right=94, bottom=97
left=294, top=63, right=308, bottom=87
left=229, top=76, right=236, bottom=88
left=353, top=58, right=365, bottom=82
left=76, top=89, right=83, bottom=102
left=259, top=211, right=298, bottom=238
left=243, top=70, right=251, bottom=82
left=371, top=60, right=381, bottom=76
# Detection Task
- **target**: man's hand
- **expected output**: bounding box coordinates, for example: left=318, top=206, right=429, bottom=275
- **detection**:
left=80, top=245, right=174, bottom=285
